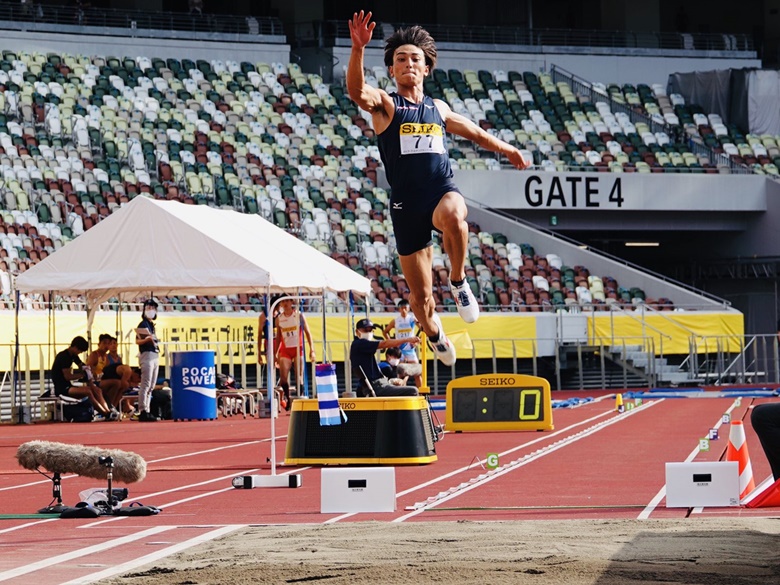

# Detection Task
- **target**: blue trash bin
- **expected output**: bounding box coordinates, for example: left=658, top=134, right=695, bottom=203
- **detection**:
left=170, top=350, right=217, bottom=420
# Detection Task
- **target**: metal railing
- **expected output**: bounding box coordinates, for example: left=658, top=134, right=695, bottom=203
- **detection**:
left=3, top=332, right=778, bottom=423
left=690, top=334, right=780, bottom=385
left=466, top=197, right=734, bottom=309
left=317, top=20, right=754, bottom=53
left=0, top=1, right=284, bottom=38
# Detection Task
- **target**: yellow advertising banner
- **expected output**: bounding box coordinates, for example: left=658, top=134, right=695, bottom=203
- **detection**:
left=0, top=309, right=742, bottom=372
left=589, top=311, right=745, bottom=354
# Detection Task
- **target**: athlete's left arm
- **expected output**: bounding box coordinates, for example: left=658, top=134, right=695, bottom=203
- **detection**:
left=301, top=314, right=316, bottom=360
left=434, top=99, right=529, bottom=170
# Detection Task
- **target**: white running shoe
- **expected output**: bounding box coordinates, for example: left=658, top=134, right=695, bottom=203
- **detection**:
left=428, top=313, right=456, bottom=366
left=451, top=279, right=480, bottom=323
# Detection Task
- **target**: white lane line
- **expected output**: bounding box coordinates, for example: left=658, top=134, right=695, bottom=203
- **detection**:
left=0, top=517, right=59, bottom=535
left=82, top=467, right=311, bottom=527
left=58, top=525, right=246, bottom=585
left=638, top=398, right=741, bottom=519
left=323, top=399, right=630, bottom=524
left=0, top=436, right=285, bottom=493
left=147, top=438, right=283, bottom=464
left=394, top=400, right=663, bottom=522
left=0, top=526, right=173, bottom=582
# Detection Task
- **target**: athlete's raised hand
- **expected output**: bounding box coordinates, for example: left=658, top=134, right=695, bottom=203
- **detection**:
left=349, top=10, right=376, bottom=49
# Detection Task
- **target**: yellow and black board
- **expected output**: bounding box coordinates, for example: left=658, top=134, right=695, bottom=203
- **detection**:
left=285, top=396, right=437, bottom=465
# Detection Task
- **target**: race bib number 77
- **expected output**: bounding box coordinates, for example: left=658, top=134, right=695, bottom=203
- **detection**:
left=399, top=122, right=446, bottom=155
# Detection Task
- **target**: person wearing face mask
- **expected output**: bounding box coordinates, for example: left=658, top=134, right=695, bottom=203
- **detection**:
left=349, top=318, right=420, bottom=397
left=380, top=347, right=423, bottom=388
left=135, top=298, right=160, bottom=422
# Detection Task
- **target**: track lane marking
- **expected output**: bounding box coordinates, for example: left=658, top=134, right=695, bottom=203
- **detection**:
left=0, top=436, right=286, bottom=493
left=324, top=396, right=631, bottom=524
left=638, top=398, right=741, bottom=519
left=394, top=399, right=663, bottom=521
left=82, top=467, right=311, bottom=526
left=58, top=525, right=246, bottom=585
left=0, top=526, right=173, bottom=582
left=0, top=517, right=59, bottom=535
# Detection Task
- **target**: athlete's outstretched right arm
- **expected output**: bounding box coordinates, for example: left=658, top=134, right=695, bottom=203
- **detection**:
left=347, top=10, right=388, bottom=114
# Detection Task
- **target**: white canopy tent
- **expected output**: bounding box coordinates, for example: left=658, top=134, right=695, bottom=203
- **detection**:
left=14, top=196, right=371, bottom=480
left=16, top=195, right=371, bottom=303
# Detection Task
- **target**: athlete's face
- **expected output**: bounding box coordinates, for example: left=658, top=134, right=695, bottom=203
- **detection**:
left=389, top=44, right=428, bottom=86
left=398, top=304, right=409, bottom=317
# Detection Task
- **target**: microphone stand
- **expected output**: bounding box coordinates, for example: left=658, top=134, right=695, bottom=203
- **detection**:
left=98, top=456, right=114, bottom=515
left=37, top=471, right=66, bottom=514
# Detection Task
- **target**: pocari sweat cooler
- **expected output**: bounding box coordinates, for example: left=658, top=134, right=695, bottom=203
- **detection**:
left=170, top=350, right=217, bottom=420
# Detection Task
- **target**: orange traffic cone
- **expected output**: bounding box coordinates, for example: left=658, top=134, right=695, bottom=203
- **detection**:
left=725, top=421, right=755, bottom=501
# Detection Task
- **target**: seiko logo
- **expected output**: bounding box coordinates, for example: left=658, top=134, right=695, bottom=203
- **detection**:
left=341, top=402, right=357, bottom=409
left=480, top=377, right=515, bottom=386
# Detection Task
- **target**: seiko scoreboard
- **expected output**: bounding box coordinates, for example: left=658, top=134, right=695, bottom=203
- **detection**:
left=445, top=374, right=554, bottom=432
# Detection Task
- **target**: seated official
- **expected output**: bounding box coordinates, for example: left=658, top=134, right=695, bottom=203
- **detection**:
left=349, top=318, right=420, bottom=397
left=379, top=346, right=423, bottom=387
left=51, top=335, right=115, bottom=419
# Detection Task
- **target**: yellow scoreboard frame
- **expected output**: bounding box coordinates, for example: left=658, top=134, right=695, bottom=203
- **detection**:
left=445, top=374, right=554, bottom=432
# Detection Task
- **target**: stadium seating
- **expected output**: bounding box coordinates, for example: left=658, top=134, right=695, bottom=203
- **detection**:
left=0, top=50, right=689, bottom=313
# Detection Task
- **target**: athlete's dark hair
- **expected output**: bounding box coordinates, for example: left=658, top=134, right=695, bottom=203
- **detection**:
left=383, top=25, right=437, bottom=70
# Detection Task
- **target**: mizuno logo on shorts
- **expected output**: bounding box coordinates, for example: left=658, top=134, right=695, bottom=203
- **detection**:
left=392, top=202, right=403, bottom=209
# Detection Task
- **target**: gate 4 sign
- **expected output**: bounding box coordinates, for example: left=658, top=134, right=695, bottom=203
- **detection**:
left=445, top=374, right=554, bottom=432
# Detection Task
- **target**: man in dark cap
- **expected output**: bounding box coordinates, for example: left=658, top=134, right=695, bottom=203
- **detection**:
left=349, top=318, right=420, bottom=397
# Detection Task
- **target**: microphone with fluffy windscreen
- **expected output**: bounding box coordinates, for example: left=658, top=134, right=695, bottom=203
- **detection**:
left=16, top=440, right=147, bottom=514
left=16, top=440, right=146, bottom=483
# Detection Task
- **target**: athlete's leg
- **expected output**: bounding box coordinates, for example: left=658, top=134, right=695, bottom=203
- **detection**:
left=400, top=247, right=456, bottom=366
left=433, top=192, right=468, bottom=282
left=399, top=247, right=436, bottom=336
left=433, top=191, right=479, bottom=323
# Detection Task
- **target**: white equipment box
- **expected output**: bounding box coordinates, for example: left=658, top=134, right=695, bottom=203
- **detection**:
left=665, top=462, right=740, bottom=507
left=321, top=467, right=396, bottom=513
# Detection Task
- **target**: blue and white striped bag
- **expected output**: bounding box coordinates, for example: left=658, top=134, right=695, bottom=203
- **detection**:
left=316, top=363, right=346, bottom=426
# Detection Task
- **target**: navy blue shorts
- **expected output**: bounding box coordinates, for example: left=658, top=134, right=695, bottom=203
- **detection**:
left=390, top=181, right=461, bottom=256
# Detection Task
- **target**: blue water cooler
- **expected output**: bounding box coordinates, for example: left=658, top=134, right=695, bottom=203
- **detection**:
left=170, top=350, right=217, bottom=420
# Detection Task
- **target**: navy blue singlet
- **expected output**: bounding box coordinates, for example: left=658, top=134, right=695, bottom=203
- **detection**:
left=377, top=93, right=460, bottom=255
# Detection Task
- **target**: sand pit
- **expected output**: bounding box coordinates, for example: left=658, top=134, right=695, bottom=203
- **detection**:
left=106, top=517, right=780, bottom=584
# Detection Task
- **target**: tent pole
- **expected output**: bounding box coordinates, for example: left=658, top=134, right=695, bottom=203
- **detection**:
left=50, top=292, right=56, bottom=365
left=267, top=290, right=277, bottom=475
left=12, top=288, right=20, bottom=423
left=235, top=290, right=302, bottom=489
left=321, top=290, right=328, bottom=363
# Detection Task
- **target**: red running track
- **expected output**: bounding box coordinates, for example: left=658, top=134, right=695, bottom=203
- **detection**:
left=0, top=391, right=776, bottom=583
